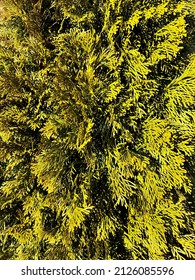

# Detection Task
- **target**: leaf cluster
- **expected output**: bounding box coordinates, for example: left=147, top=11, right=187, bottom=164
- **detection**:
left=0, top=0, right=195, bottom=259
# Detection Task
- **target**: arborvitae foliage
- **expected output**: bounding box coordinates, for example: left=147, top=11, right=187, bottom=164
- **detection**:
left=0, top=0, right=195, bottom=260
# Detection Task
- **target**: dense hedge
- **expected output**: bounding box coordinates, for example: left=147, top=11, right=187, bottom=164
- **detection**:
left=0, top=0, right=195, bottom=259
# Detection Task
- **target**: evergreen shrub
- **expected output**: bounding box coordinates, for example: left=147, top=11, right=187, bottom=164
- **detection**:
left=0, top=0, right=195, bottom=259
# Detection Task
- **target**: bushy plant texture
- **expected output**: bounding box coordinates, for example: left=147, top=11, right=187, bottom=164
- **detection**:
left=0, top=0, right=195, bottom=259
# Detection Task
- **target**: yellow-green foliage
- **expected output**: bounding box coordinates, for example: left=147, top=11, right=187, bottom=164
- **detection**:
left=0, top=0, right=195, bottom=259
